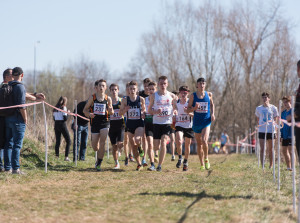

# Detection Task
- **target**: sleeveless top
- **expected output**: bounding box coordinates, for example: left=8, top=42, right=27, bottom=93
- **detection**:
left=126, top=96, right=144, bottom=128
left=153, top=91, right=173, bottom=125
left=192, top=91, right=211, bottom=126
left=110, top=98, right=124, bottom=129
left=90, top=94, right=109, bottom=126
left=175, top=99, right=192, bottom=129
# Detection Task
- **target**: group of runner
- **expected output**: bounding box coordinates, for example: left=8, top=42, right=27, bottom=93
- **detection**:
left=81, top=76, right=215, bottom=172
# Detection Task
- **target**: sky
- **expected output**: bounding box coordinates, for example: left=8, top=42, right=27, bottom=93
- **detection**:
left=0, top=0, right=299, bottom=76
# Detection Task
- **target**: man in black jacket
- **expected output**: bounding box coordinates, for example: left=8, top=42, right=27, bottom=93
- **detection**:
left=295, top=60, right=300, bottom=163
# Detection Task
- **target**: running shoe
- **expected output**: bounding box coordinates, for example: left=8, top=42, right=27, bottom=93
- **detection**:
left=205, top=159, right=210, bottom=170
left=154, top=155, right=159, bottom=163
left=113, top=163, right=120, bottom=169
left=95, top=160, right=101, bottom=172
left=148, top=165, right=156, bottom=171
left=64, top=157, right=70, bottom=162
left=142, top=158, right=148, bottom=167
left=183, top=163, right=188, bottom=171
left=129, top=154, right=135, bottom=162
left=200, top=165, right=205, bottom=171
left=125, top=157, right=129, bottom=166
left=156, top=166, right=162, bottom=172
left=136, top=164, right=143, bottom=171
left=171, top=155, right=175, bottom=161
left=176, top=159, right=182, bottom=168
left=138, top=146, right=144, bottom=157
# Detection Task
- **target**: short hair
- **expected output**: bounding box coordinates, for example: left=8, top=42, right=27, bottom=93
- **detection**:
left=172, top=91, right=178, bottom=95
left=179, top=85, right=190, bottom=92
left=126, top=82, right=130, bottom=88
left=261, top=92, right=270, bottom=98
left=109, top=83, right=119, bottom=90
left=197, top=77, right=206, bottom=83
left=94, top=79, right=106, bottom=86
left=148, top=81, right=157, bottom=87
left=12, top=67, right=23, bottom=76
left=143, top=78, right=151, bottom=84
left=297, top=60, right=300, bottom=68
left=282, top=96, right=291, bottom=102
left=129, top=80, right=138, bottom=86
left=158, top=76, right=168, bottom=81
left=3, top=68, right=12, bottom=80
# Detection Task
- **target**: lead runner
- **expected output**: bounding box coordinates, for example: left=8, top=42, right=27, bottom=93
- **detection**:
left=187, top=77, right=215, bottom=170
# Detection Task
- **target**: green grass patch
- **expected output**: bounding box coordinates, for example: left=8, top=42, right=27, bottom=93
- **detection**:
left=0, top=137, right=297, bottom=222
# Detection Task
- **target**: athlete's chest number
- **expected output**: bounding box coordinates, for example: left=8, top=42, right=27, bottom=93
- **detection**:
left=196, top=102, right=208, bottom=113
left=111, top=109, right=121, bottom=120
left=94, top=103, right=106, bottom=115
left=128, top=108, right=140, bottom=119
left=177, top=114, right=189, bottom=122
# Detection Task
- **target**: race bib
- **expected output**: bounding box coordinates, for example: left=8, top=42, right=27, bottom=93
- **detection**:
left=176, top=114, right=190, bottom=122
left=128, top=108, right=140, bottom=119
left=94, top=103, right=106, bottom=115
left=196, top=102, right=208, bottom=113
left=158, top=107, right=172, bottom=117
left=110, top=109, right=122, bottom=120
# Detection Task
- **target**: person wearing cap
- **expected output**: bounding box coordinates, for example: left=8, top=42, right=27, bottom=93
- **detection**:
left=187, top=77, right=215, bottom=171
left=174, top=86, right=194, bottom=171
left=4, top=67, right=27, bottom=174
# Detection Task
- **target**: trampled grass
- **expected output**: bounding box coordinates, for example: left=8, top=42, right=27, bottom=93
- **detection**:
left=0, top=138, right=298, bottom=223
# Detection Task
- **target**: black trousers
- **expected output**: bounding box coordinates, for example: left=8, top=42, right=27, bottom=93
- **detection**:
left=295, top=126, right=300, bottom=164
left=54, top=122, right=71, bottom=157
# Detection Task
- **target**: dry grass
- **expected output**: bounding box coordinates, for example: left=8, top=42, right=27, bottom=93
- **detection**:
left=0, top=138, right=297, bottom=223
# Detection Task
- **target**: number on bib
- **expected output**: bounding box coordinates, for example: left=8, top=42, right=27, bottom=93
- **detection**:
left=128, top=108, right=140, bottom=119
left=94, top=103, right=106, bottom=115
left=196, top=102, right=208, bottom=113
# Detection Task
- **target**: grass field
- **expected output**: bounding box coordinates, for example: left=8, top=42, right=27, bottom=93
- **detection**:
left=0, top=138, right=298, bottom=223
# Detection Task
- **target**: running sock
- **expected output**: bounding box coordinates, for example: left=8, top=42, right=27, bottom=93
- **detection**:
left=151, top=162, right=155, bottom=166
left=115, top=160, right=119, bottom=165
left=179, top=155, right=182, bottom=159
left=157, top=164, right=161, bottom=168
left=98, top=159, right=103, bottom=166
left=183, top=159, right=187, bottom=164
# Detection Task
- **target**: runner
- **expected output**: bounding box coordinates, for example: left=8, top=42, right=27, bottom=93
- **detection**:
left=170, top=91, right=179, bottom=161
left=83, top=79, right=113, bottom=171
left=174, top=86, right=194, bottom=171
left=123, top=82, right=134, bottom=164
left=109, top=83, right=125, bottom=169
left=280, top=96, right=292, bottom=171
left=148, top=76, right=176, bottom=171
left=187, top=77, right=215, bottom=170
left=120, top=81, right=146, bottom=171
left=220, top=131, right=230, bottom=154
left=255, top=92, right=278, bottom=168
left=139, top=78, right=152, bottom=167
left=145, top=81, right=157, bottom=171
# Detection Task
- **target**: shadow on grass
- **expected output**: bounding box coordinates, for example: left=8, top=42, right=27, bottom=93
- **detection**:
left=48, top=165, right=76, bottom=172
left=139, top=190, right=252, bottom=223
left=21, top=153, right=47, bottom=168
left=76, top=168, right=126, bottom=172
left=206, top=170, right=213, bottom=177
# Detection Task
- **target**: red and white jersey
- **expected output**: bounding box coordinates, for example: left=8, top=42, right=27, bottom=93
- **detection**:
left=153, top=91, right=173, bottom=124
left=175, top=100, right=192, bottom=128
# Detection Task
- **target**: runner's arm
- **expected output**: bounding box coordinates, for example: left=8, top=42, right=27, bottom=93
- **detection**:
left=186, top=93, right=196, bottom=113
left=107, top=96, right=114, bottom=115
left=119, top=97, right=128, bottom=116
left=83, top=95, right=94, bottom=118
left=140, top=97, right=146, bottom=119
left=148, top=94, right=156, bottom=115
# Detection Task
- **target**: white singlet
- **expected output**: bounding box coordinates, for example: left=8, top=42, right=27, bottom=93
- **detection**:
left=175, top=100, right=192, bottom=129
left=153, top=91, right=173, bottom=124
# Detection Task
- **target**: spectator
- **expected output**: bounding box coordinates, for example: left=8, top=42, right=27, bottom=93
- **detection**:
left=4, top=67, right=27, bottom=174
left=53, top=96, right=71, bottom=161
left=72, top=100, right=89, bottom=161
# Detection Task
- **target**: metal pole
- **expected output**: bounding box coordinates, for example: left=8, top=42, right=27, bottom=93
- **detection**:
left=263, top=113, right=268, bottom=170
left=291, top=96, right=296, bottom=213
left=272, top=114, right=275, bottom=182
left=249, top=128, right=252, bottom=154
left=257, top=129, right=260, bottom=168
left=75, top=100, right=78, bottom=167
left=245, top=130, right=248, bottom=154
left=42, top=102, right=48, bottom=173
left=236, top=137, right=239, bottom=154
left=277, top=100, right=281, bottom=190
left=107, top=137, right=109, bottom=159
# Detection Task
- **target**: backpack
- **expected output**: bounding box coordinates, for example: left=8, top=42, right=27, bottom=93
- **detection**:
left=0, top=82, right=22, bottom=116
